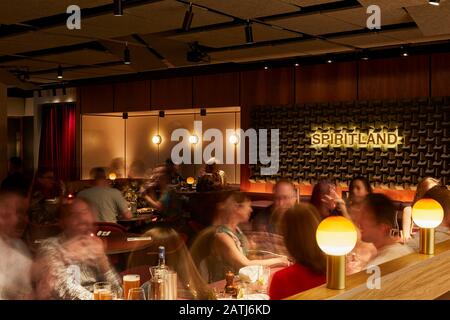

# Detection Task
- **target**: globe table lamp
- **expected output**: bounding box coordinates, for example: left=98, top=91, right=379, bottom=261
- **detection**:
left=412, top=198, right=444, bottom=255
left=316, top=216, right=357, bottom=290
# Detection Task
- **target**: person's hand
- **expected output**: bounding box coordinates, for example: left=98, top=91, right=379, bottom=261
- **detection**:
left=346, top=252, right=366, bottom=275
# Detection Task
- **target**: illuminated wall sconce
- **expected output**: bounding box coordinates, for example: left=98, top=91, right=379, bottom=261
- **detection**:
left=189, top=134, right=199, bottom=144
left=412, top=198, right=444, bottom=255
left=229, top=134, right=239, bottom=145
left=152, top=134, right=162, bottom=145
left=316, top=216, right=357, bottom=290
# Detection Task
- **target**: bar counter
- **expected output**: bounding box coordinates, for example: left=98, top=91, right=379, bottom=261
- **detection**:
left=287, top=240, right=450, bottom=300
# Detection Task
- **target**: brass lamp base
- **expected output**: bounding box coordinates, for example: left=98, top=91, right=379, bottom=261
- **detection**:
left=420, top=228, right=435, bottom=255
left=326, top=255, right=345, bottom=290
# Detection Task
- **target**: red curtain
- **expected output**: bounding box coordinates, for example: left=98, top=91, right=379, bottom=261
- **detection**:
left=38, top=103, right=77, bottom=181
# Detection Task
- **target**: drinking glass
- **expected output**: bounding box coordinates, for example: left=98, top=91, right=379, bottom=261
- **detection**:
left=93, top=282, right=112, bottom=300
left=128, top=288, right=146, bottom=300
left=123, top=274, right=140, bottom=300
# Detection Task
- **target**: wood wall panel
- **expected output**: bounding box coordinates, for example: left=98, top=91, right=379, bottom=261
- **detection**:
left=358, top=56, right=430, bottom=100
left=431, top=52, right=450, bottom=97
left=240, top=67, right=294, bottom=107
left=151, top=76, right=193, bottom=109
left=194, top=72, right=240, bottom=107
left=114, top=80, right=150, bottom=112
left=296, top=61, right=358, bottom=103
left=79, top=84, right=114, bottom=114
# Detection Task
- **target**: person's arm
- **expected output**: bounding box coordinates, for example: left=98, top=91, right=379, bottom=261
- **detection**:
left=144, top=193, right=163, bottom=211
left=402, top=206, right=413, bottom=243
left=114, top=190, right=132, bottom=219
left=214, top=233, right=288, bottom=271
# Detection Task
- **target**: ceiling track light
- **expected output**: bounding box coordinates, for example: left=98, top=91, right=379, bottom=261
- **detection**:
left=124, top=43, right=131, bottom=65
left=401, top=46, right=409, bottom=57
left=245, top=20, right=254, bottom=44
left=182, top=2, right=194, bottom=31
left=360, top=51, right=369, bottom=61
left=114, top=0, right=123, bottom=16
left=429, top=0, right=440, bottom=6
left=57, top=64, right=63, bottom=79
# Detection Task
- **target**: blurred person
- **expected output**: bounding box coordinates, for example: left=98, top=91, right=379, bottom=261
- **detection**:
left=402, top=177, right=440, bottom=243
left=0, top=157, right=31, bottom=197
left=77, top=167, right=131, bottom=223
left=142, top=167, right=182, bottom=220
left=165, top=158, right=184, bottom=185
left=208, top=191, right=289, bottom=282
left=359, top=194, right=413, bottom=267
left=196, top=158, right=225, bottom=192
left=109, top=157, right=125, bottom=178
left=128, top=160, right=146, bottom=179
left=0, top=191, right=33, bottom=299
left=310, top=179, right=349, bottom=220
left=346, top=177, right=373, bottom=225
left=252, top=180, right=298, bottom=234
left=28, top=168, right=63, bottom=225
left=130, top=227, right=216, bottom=300
left=269, top=203, right=326, bottom=300
left=406, top=185, right=450, bottom=250
left=33, top=198, right=121, bottom=300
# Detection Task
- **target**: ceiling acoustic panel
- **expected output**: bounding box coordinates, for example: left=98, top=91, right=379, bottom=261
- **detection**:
left=0, top=0, right=111, bottom=24
left=325, top=7, right=413, bottom=29
left=0, top=59, right=58, bottom=72
left=0, top=31, right=89, bottom=55
left=330, top=33, right=404, bottom=48
left=406, top=2, right=450, bottom=36
left=192, top=0, right=299, bottom=19
left=210, top=39, right=350, bottom=63
left=268, top=13, right=361, bottom=36
left=357, top=0, right=427, bottom=11
left=280, top=0, right=343, bottom=6
left=168, top=23, right=297, bottom=48
left=36, top=49, right=120, bottom=66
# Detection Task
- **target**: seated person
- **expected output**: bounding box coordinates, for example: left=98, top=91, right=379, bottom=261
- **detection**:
left=131, top=227, right=215, bottom=300
left=402, top=177, right=440, bottom=243
left=310, top=179, right=349, bottom=220
left=77, top=167, right=131, bottom=223
left=196, top=159, right=225, bottom=192
left=406, top=185, right=450, bottom=250
left=33, top=199, right=121, bottom=300
left=28, top=168, right=63, bottom=225
left=0, top=191, right=33, bottom=299
left=252, top=180, right=297, bottom=235
left=208, top=191, right=289, bottom=282
left=359, top=194, right=414, bottom=267
left=269, top=203, right=326, bottom=300
left=142, top=167, right=182, bottom=220
left=346, top=176, right=373, bottom=225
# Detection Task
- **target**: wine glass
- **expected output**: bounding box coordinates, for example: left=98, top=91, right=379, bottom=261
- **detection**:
left=128, top=288, right=146, bottom=300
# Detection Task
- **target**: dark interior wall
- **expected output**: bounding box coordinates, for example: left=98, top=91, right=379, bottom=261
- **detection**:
left=7, top=117, right=34, bottom=176
left=77, top=53, right=450, bottom=184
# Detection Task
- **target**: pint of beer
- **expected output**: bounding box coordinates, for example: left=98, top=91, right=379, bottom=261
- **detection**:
left=123, top=274, right=141, bottom=300
left=93, top=282, right=112, bottom=300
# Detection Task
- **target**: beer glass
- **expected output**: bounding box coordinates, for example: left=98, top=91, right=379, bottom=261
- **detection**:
left=93, top=282, right=112, bottom=300
left=128, top=288, right=146, bottom=300
left=123, top=274, right=140, bottom=300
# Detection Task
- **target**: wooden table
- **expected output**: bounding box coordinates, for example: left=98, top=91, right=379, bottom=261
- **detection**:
left=210, top=266, right=283, bottom=294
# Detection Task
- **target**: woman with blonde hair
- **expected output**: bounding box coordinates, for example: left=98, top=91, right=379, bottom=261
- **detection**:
left=128, top=227, right=215, bottom=299
left=402, top=177, right=440, bottom=243
left=269, top=203, right=326, bottom=300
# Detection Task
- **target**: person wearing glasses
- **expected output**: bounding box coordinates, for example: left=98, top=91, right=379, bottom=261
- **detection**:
left=252, top=180, right=298, bottom=235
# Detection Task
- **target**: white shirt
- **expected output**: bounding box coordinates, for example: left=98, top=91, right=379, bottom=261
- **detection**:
left=367, top=242, right=414, bottom=267
left=0, top=237, right=33, bottom=300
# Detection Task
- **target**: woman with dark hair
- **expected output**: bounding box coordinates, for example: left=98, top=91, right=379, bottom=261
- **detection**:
left=310, top=179, right=349, bottom=220
left=208, top=191, right=289, bottom=282
left=347, top=177, right=373, bottom=225
left=269, top=203, right=326, bottom=300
